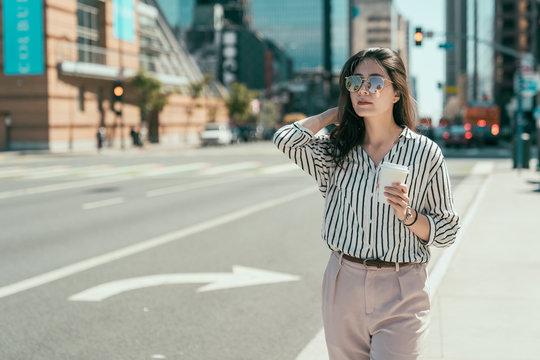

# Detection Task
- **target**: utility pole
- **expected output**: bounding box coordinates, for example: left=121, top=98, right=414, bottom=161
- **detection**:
left=472, top=0, right=478, bottom=102
left=323, top=0, right=332, bottom=106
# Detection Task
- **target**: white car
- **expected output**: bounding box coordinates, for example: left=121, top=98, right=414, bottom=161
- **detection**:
left=200, top=123, right=234, bottom=146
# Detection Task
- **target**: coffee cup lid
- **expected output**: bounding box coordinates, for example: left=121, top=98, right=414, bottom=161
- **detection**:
left=380, top=162, right=409, bottom=172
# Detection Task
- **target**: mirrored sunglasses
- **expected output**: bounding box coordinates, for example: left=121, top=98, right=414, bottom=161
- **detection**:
left=344, top=75, right=392, bottom=93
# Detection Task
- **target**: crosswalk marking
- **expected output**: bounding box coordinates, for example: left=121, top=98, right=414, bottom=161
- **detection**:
left=141, top=162, right=211, bottom=177
left=0, top=165, right=68, bottom=179
left=145, top=177, right=243, bottom=198
left=200, top=161, right=262, bottom=175
left=257, top=163, right=299, bottom=174
left=0, top=162, right=298, bottom=180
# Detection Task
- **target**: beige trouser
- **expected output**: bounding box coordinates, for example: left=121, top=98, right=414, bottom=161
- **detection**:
left=322, top=251, right=431, bottom=360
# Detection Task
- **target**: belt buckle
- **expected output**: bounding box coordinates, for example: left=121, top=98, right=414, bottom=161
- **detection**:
left=362, top=258, right=382, bottom=268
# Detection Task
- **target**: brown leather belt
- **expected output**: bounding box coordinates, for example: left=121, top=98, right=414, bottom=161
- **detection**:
left=342, top=254, right=411, bottom=268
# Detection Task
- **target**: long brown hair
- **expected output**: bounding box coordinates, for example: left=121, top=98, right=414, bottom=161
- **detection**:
left=330, top=48, right=417, bottom=167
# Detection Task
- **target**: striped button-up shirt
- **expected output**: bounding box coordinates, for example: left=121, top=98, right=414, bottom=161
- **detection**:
left=274, top=122, right=460, bottom=263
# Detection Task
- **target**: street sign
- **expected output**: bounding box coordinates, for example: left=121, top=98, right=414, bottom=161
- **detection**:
left=439, top=42, right=455, bottom=50
left=68, top=266, right=300, bottom=302
left=445, top=85, right=459, bottom=94
left=520, top=73, right=540, bottom=97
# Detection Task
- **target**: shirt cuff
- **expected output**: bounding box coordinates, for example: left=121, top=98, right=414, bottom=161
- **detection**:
left=424, top=213, right=436, bottom=246
left=293, top=121, right=314, bottom=137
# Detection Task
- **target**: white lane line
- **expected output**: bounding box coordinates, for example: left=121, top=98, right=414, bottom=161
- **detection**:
left=82, top=197, right=125, bottom=210
left=0, top=187, right=317, bottom=299
left=145, top=176, right=244, bottom=197
left=257, top=163, right=299, bottom=175
left=0, top=175, right=132, bottom=200
left=200, top=161, right=262, bottom=175
left=294, top=174, right=493, bottom=360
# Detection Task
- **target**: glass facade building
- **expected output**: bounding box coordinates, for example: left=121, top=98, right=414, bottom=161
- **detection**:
left=156, top=0, right=195, bottom=29
left=157, top=0, right=349, bottom=74
left=467, top=0, right=495, bottom=104
left=250, top=0, right=349, bottom=73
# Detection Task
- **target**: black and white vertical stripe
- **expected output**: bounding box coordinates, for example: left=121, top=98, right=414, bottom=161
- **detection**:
left=273, top=122, right=460, bottom=264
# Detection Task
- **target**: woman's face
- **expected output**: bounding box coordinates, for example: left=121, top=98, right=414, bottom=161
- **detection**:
left=347, top=59, right=398, bottom=118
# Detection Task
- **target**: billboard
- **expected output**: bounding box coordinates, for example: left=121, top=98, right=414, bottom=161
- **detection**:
left=2, top=0, right=44, bottom=75
left=113, top=0, right=135, bottom=42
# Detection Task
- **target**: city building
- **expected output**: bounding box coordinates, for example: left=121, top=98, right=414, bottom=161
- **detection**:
left=349, top=0, right=410, bottom=72
left=0, top=0, right=228, bottom=152
left=494, top=0, right=539, bottom=128
left=444, top=0, right=468, bottom=108
left=251, top=0, right=349, bottom=74
left=467, top=0, right=496, bottom=104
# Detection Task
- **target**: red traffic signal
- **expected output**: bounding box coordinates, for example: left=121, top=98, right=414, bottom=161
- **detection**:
left=414, top=27, right=423, bottom=46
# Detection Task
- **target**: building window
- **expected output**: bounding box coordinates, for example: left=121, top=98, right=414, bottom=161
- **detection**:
left=77, top=0, right=104, bottom=64
left=367, top=16, right=391, bottom=22
left=503, top=19, right=515, bottom=28
left=367, top=28, right=389, bottom=34
left=502, top=3, right=515, bottom=13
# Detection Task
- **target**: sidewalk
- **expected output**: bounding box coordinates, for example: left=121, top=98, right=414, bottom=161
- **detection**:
left=425, top=161, right=540, bottom=359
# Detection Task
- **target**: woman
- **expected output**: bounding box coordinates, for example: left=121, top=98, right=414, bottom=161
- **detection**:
left=273, top=48, right=459, bottom=359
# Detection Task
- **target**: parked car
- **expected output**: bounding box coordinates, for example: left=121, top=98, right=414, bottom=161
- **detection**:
left=199, top=123, right=234, bottom=146
left=442, top=125, right=474, bottom=147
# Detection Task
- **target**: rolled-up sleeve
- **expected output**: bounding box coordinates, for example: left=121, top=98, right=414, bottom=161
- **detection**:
left=273, top=122, right=333, bottom=195
left=423, top=160, right=460, bottom=247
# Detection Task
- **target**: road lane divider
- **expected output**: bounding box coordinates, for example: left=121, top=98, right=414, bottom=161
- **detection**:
left=82, top=197, right=125, bottom=210
left=0, top=186, right=317, bottom=299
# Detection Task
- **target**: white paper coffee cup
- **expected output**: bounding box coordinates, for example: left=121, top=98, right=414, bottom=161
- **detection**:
left=377, top=163, right=409, bottom=204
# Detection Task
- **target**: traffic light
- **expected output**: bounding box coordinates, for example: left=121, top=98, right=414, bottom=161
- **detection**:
left=112, top=81, right=124, bottom=102
left=414, top=27, right=423, bottom=46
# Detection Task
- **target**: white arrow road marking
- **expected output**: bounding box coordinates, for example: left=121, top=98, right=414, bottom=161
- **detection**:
left=0, top=187, right=316, bottom=299
left=68, top=266, right=300, bottom=302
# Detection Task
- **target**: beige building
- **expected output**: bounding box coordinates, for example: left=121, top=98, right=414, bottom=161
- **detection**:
left=349, top=0, right=409, bottom=71
left=0, top=0, right=228, bottom=152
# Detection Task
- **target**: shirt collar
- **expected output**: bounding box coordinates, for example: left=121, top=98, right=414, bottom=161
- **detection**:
left=399, top=126, right=420, bottom=140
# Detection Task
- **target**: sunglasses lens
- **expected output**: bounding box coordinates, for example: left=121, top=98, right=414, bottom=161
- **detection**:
left=345, top=76, right=363, bottom=92
left=367, top=77, right=385, bottom=93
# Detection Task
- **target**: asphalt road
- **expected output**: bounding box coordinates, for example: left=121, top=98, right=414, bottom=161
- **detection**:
left=0, top=142, right=503, bottom=360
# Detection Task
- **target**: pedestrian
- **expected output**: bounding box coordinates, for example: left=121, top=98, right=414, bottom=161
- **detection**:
left=273, top=47, right=460, bottom=360
left=130, top=126, right=141, bottom=147
left=97, top=126, right=105, bottom=152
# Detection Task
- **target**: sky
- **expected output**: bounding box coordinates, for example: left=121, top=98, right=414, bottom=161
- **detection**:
left=394, top=0, right=446, bottom=123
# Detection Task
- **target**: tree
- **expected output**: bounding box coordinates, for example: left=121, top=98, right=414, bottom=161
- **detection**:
left=130, top=70, right=169, bottom=143
left=225, top=82, right=257, bottom=126
left=258, top=101, right=281, bottom=129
